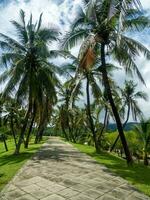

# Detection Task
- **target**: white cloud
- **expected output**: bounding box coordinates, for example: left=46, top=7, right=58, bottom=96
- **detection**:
left=141, top=0, right=150, bottom=10
left=0, top=0, right=82, bottom=35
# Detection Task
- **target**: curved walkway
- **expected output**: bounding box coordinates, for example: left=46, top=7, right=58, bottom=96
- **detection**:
left=0, top=137, right=150, bottom=200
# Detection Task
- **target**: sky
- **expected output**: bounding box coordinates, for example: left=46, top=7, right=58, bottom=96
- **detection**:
left=0, top=0, right=150, bottom=121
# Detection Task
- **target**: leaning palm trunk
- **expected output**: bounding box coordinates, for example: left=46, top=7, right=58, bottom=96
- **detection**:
left=35, top=116, right=45, bottom=144
left=101, top=43, right=133, bottom=165
left=24, top=116, right=35, bottom=148
left=143, top=150, right=149, bottom=166
left=2, top=134, right=8, bottom=151
left=69, top=74, right=83, bottom=109
left=36, top=124, right=45, bottom=143
left=86, top=73, right=100, bottom=152
left=143, top=142, right=149, bottom=166
left=10, top=116, right=17, bottom=148
left=35, top=97, right=49, bottom=144
left=14, top=102, right=32, bottom=154
left=110, top=104, right=130, bottom=152
left=61, top=122, right=69, bottom=141
left=97, top=106, right=109, bottom=146
left=24, top=102, right=36, bottom=148
left=69, top=116, right=77, bottom=143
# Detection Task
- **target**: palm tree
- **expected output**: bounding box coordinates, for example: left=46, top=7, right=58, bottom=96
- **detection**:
left=59, top=51, right=103, bottom=151
left=134, top=119, right=150, bottom=166
left=0, top=10, right=60, bottom=154
left=122, top=81, right=148, bottom=123
left=61, top=0, right=150, bottom=164
left=86, top=72, right=100, bottom=151
left=110, top=80, right=148, bottom=152
left=56, top=105, right=70, bottom=140
left=34, top=94, right=56, bottom=143
left=0, top=133, right=8, bottom=151
left=3, top=98, right=21, bottom=148
left=58, top=78, right=82, bottom=142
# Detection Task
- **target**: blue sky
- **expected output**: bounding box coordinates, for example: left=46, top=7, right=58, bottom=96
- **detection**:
left=0, top=0, right=150, bottom=120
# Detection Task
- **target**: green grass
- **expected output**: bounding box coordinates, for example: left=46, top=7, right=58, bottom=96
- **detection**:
left=72, top=143, right=150, bottom=197
left=0, top=137, right=48, bottom=191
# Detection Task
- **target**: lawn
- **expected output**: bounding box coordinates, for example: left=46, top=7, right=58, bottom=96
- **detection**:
left=0, top=137, right=48, bottom=191
left=72, top=143, right=150, bottom=197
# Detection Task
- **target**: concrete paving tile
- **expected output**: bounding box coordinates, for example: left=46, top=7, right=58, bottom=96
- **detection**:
left=6, top=184, right=18, bottom=192
left=42, top=194, right=65, bottom=200
left=95, top=182, right=113, bottom=192
left=68, top=193, right=93, bottom=200
left=97, top=194, right=118, bottom=200
left=82, top=188, right=104, bottom=199
left=57, top=188, right=79, bottom=198
left=107, top=188, right=130, bottom=199
left=36, top=178, right=55, bottom=188
left=70, top=183, right=92, bottom=192
left=21, top=184, right=52, bottom=199
left=127, top=191, right=150, bottom=200
left=3, top=189, right=25, bottom=200
left=46, top=183, right=66, bottom=193
left=16, top=194, right=37, bottom=200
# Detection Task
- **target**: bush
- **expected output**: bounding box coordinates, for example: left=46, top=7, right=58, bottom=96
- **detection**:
left=105, top=131, right=144, bottom=158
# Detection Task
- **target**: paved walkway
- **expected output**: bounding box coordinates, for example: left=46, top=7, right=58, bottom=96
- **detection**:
left=0, top=137, right=150, bottom=200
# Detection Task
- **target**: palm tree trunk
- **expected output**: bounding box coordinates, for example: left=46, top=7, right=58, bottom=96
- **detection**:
left=143, top=145, right=149, bottom=166
left=86, top=73, right=99, bottom=152
left=2, top=134, right=8, bottom=151
left=14, top=102, right=32, bottom=155
left=0, top=107, right=2, bottom=127
left=110, top=104, right=130, bottom=152
left=35, top=98, right=48, bottom=144
left=35, top=104, right=48, bottom=144
left=24, top=103, right=36, bottom=148
left=38, top=126, right=45, bottom=142
left=98, top=106, right=108, bottom=145
left=143, top=151, right=149, bottom=166
left=68, top=117, right=76, bottom=143
left=10, top=116, right=17, bottom=148
left=101, top=43, right=133, bottom=164
left=34, top=123, right=42, bottom=144
left=61, top=122, right=69, bottom=141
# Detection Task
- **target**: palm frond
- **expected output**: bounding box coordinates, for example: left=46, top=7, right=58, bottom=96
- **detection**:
left=134, top=91, right=148, bottom=101
left=61, top=29, right=87, bottom=50
left=11, top=20, right=28, bottom=44
left=0, top=41, right=15, bottom=52
left=1, top=53, right=23, bottom=67
left=2, top=59, right=24, bottom=98
left=71, top=7, right=87, bottom=30
left=131, top=99, right=143, bottom=121
left=0, top=68, right=13, bottom=83
left=43, top=61, right=67, bottom=77
left=19, top=9, right=26, bottom=27
left=89, top=74, right=102, bottom=100
left=37, top=68, right=57, bottom=101
left=36, top=13, right=43, bottom=32
left=124, top=16, right=150, bottom=31
left=0, top=33, right=26, bottom=52
left=112, top=39, right=145, bottom=84
left=38, top=28, right=59, bottom=42
left=123, top=35, right=150, bottom=59
left=61, top=63, right=76, bottom=74
left=16, top=73, right=28, bottom=103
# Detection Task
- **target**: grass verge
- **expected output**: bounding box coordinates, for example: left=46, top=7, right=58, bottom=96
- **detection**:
left=0, top=137, right=48, bottom=191
left=72, top=143, right=150, bottom=197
